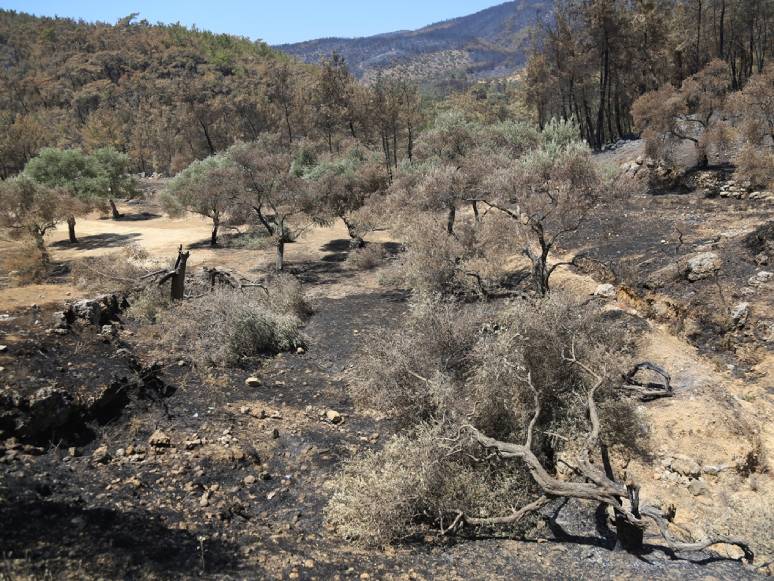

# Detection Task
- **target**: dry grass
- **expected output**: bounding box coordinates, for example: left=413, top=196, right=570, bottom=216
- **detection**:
left=0, top=241, right=47, bottom=284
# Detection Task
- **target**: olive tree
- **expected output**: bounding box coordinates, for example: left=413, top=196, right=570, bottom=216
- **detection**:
left=23, top=146, right=136, bottom=243
left=0, top=175, right=78, bottom=265
left=227, top=136, right=313, bottom=271
left=478, top=119, right=601, bottom=296
left=301, top=144, right=388, bottom=248
left=91, top=147, right=138, bottom=219
left=162, top=153, right=239, bottom=247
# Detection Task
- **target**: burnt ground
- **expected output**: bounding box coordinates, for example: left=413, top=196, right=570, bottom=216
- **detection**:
left=563, top=186, right=773, bottom=373
left=0, top=252, right=765, bottom=580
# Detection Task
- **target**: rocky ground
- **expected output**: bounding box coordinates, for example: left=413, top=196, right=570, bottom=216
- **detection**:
left=1, top=157, right=772, bottom=579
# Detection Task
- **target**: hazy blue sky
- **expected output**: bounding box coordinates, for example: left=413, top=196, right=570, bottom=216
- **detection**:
left=1, top=1, right=507, bottom=44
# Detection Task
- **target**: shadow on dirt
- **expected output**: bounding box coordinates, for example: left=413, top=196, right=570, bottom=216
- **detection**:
left=100, top=212, right=162, bottom=222
left=52, top=232, right=142, bottom=250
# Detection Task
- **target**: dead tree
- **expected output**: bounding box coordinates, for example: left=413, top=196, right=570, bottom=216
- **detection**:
left=439, top=346, right=753, bottom=561
left=148, top=245, right=190, bottom=300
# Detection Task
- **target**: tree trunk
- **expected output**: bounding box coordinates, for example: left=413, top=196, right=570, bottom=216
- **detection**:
left=210, top=221, right=219, bottom=247
left=109, top=199, right=122, bottom=219
left=276, top=239, right=285, bottom=272
left=170, top=247, right=190, bottom=301
left=447, top=205, right=456, bottom=235
left=341, top=216, right=364, bottom=249
left=33, top=229, right=49, bottom=266
left=532, top=256, right=550, bottom=296
left=471, top=201, right=480, bottom=223
left=67, top=215, right=78, bottom=244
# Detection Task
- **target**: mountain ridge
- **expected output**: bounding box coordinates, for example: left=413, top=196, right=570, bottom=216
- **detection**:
left=276, top=1, right=549, bottom=83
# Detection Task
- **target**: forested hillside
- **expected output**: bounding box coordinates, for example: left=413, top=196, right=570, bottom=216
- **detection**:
left=278, top=1, right=548, bottom=83
left=0, top=11, right=303, bottom=177
left=0, top=11, right=427, bottom=180
left=525, top=0, right=773, bottom=148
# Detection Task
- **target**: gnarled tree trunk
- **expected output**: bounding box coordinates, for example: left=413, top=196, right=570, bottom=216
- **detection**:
left=109, top=199, right=122, bottom=219
left=67, top=215, right=78, bottom=244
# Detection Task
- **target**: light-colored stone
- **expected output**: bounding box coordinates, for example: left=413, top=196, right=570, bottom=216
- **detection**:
left=686, top=252, right=721, bottom=281
left=92, top=445, right=110, bottom=464
left=688, top=479, right=710, bottom=496
left=324, top=410, right=343, bottom=424
left=148, top=429, right=171, bottom=448
left=245, top=377, right=261, bottom=387
left=730, top=303, right=750, bottom=327
left=594, top=283, right=616, bottom=299
left=749, top=271, right=773, bottom=286
left=671, top=455, right=701, bottom=478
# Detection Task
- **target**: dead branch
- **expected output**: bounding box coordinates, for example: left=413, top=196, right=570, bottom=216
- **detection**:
left=452, top=349, right=753, bottom=562
left=623, top=362, right=673, bottom=400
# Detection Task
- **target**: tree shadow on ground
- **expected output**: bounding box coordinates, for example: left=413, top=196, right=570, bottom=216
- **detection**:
left=52, top=232, right=142, bottom=250
left=0, top=499, right=239, bottom=578
left=99, top=212, right=161, bottom=222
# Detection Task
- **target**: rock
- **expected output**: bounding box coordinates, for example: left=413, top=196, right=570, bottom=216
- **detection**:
left=670, top=455, right=701, bottom=478
left=755, top=252, right=769, bottom=266
left=200, top=491, right=210, bottom=507
left=148, top=429, right=171, bottom=448
left=748, top=271, right=773, bottom=286
left=243, top=475, right=257, bottom=486
left=67, top=446, right=78, bottom=457
left=687, top=479, right=710, bottom=496
left=594, top=283, right=616, bottom=299
left=730, top=303, right=750, bottom=327
left=324, top=410, right=343, bottom=424
left=92, top=445, right=110, bottom=464
left=296, top=347, right=305, bottom=355
left=686, top=252, right=721, bottom=281
left=245, top=377, right=261, bottom=387
left=0, top=345, right=7, bottom=353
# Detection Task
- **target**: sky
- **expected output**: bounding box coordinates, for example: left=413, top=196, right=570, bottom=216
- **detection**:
left=1, top=1, right=507, bottom=45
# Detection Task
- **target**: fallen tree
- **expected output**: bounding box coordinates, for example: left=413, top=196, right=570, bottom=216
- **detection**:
left=328, top=294, right=753, bottom=563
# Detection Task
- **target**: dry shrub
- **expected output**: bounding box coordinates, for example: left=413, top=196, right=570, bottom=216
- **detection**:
left=351, top=296, right=492, bottom=422
left=734, top=144, right=774, bottom=190
left=127, top=284, right=170, bottom=323
left=326, top=423, right=536, bottom=546
left=262, top=272, right=312, bottom=319
left=346, top=244, right=385, bottom=270
left=388, top=213, right=514, bottom=297
left=156, top=286, right=305, bottom=367
left=70, top=244, right=163, bottom=294
left=332, top=293, right=645, bottom=545
left=0, top=241, right=47, bottom=283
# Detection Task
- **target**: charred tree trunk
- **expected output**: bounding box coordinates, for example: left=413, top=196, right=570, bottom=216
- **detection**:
left=109, top=199, right=122, bottom=219
left=471, top=201, right=480, bottom=224
left=447, top=205, right=456, bottom=235
left=67, top=215, right=78, bottom=244
left=170, top=246, right=189, bottom=301
left=210, top=213, right=220, bottom=247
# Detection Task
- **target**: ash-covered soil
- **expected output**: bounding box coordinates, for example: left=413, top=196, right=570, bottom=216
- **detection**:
left=0, top=274, right=764, bottom=579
